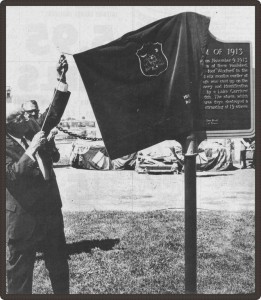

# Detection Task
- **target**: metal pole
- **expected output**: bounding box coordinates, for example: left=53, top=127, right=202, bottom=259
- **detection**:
left=184, top=133, right=197, bottom=293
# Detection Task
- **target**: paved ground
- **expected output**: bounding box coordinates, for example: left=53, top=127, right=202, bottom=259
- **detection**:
left=54, top=166, right=255, bottom=212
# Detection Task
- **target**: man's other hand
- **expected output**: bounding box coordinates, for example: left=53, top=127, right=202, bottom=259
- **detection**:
left=56, top=55, right=68, bottom=83
left=29, top=131, right=47, bottom=154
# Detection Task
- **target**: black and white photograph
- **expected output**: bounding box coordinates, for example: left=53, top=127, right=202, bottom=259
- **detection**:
left=3, top=3, right=259, bottom=296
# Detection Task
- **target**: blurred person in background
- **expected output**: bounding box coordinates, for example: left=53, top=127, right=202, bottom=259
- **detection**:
left=240, top=138, right=250, bottom=169
left=22, top=100, right=60, bottom=163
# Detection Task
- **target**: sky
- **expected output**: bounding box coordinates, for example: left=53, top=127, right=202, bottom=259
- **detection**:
left=6, top=6, right=255, bottom=120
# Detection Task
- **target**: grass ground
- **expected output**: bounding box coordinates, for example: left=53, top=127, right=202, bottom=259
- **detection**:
left=29, top=210, right=255, bottom=294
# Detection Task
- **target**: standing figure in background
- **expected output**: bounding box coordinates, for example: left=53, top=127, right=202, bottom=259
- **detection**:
left=169, top=146, right=184, bottom=174
left=239, top=138, right=249, bottom=169
left=249, top=138, right=255, bottom=168
left=244, top=137, right=255, bottom=169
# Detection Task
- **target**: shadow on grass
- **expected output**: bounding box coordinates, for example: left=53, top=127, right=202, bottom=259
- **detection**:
left=36, top=238, right=120, bottom=260
left=66, top=238, right=120, bottom=255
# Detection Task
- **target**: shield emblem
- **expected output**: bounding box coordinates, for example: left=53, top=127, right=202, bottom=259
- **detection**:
left=136, top=42, right=168, bottom=77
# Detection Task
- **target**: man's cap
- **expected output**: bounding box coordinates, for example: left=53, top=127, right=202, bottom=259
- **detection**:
left=6, top=103, right=23, bottom=124
left=22, top=100, right=39, bottom=112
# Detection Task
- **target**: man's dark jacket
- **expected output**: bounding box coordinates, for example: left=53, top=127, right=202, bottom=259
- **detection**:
left=6, top=89, right=70, bottom=242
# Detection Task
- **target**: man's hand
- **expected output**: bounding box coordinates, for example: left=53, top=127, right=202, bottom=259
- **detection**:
left=56, top=55, right=68, bottom=83
left=47, top=128, right=58, bottom=141
left=28, top=131, right=47, bottom=155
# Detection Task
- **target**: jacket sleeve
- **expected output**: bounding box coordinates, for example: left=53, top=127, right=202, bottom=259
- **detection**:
left=51, top=147, right=60, bottom=163
left=45, top=139, right=60, bottom=163
left=6, top=153, right=37, bottom=181
left=38, top=89, right=71, bottom=134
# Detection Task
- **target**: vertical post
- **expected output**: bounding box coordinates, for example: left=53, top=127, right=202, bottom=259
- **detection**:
left=184, top=133, right=197, bottom=293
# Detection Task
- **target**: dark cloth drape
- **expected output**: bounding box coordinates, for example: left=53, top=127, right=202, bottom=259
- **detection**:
left=74, top=12, right=210, bottom=159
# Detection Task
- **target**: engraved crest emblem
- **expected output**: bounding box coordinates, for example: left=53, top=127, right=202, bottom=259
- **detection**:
left=136, top=42, right=168, bottom=77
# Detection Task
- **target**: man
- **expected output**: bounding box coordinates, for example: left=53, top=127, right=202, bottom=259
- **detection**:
left=22, top=100, right=60, bottom=163
left=6, top=55, right=70, bottom=294
left=169, top=146, right=184, bottom=174
left=240, top=138, right=250, bottom=169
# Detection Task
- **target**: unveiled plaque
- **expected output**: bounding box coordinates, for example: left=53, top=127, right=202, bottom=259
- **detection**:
left=200, top=35, right=254, bottom=138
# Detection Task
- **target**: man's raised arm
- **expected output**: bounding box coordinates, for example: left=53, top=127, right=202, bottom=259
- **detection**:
left=38, top=55, right=71, bottom=134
